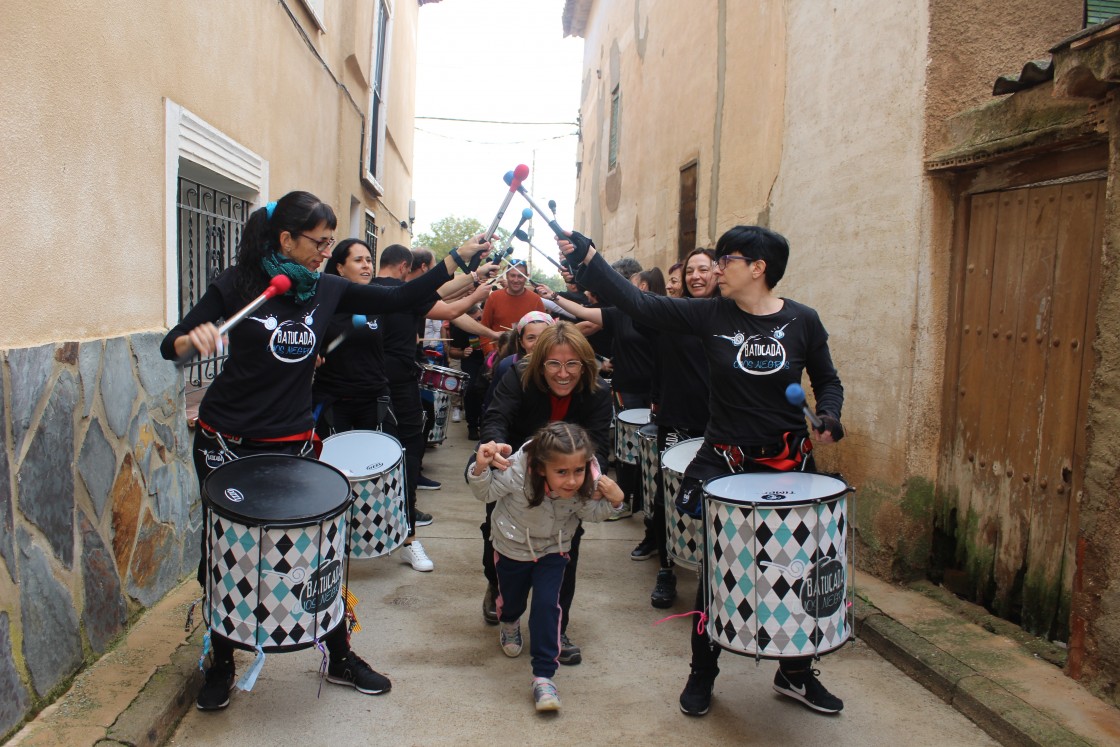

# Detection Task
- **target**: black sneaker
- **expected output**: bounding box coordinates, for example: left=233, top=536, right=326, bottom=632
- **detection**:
left=679, top=672, right=715, bottom=716
left=468, top=428, right=480, bottom=441
left=630, top=538, right=656, bottom=561
left=414, top=510, right=434, bottom=527
left=651, top=568, right=677, bottom=608
left=773, top=667, right=843, bottom=714
left=196, top=661, right=234, bottom=711
left=326, top=651, right=392, bottom=695
left=482, top=583, right=499, bottom=625
left=416, top=475, right=441, bottom=490
left=559, top=633, right=582, bottom=665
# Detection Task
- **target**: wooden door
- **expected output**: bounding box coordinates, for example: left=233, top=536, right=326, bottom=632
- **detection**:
left=941, top=179, right=1103, bottom=639
left=678, top=161, right=698, bottom=259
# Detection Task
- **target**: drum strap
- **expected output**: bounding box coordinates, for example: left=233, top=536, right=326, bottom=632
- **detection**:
left=198, top=419, right=318, bottom=458
left=713, top=432, right=811, bottom=473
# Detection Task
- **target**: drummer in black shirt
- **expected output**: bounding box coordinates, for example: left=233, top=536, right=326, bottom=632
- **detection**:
left=371, top=244, right=496, bottom=572
left=635, top=248, right=719, bottom=608
left=161, top=191, right=490, bottom=712
left=559, top=225, right=846, bottom=717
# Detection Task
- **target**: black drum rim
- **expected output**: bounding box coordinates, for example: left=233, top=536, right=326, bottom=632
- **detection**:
left=202, top=453, right=355, bottom=527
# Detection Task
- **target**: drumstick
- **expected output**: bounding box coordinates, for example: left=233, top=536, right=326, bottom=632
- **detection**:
left=324, top=315, right=368, bottom=355
left=484, top=164, right=530, bottom=242
left=785, top=383, right=823, bottom=430
left=175, top=275, right=292, bottom=366
left=514, top=228, right=564, bottom=272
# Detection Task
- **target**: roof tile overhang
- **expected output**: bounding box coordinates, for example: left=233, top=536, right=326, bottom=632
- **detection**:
left=562, top=0, right=592, bottom=38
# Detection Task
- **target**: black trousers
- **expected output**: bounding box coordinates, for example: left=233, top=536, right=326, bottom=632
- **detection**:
left=388, top=377, right=425, bottom=537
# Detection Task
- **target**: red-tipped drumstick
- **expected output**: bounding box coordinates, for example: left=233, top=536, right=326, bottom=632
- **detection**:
left=484, top=164, right=530, bottom=242
left=505, top=171, right=567, bottom=239
left=175, top=275, right=292, bottom=366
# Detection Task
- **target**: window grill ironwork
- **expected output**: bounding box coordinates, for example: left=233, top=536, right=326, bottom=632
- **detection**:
left=365, top=212, right=378, bottom=256
left=176, top=177, right=249, bottom=394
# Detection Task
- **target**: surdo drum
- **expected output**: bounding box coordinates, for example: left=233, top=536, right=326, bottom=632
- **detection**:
left=636, top=423, right=660, bottom=521
left=420, top=387, right=451, bottom=445
left=702, top=472, right=852, bottom=659
left=614, top=408, right=650, bottom=466
left=319, top=430, right=408, bottom=559
left=202, top=454, right=354, bottom=652
left=420, top=363, right=469, bottom=394
left=660, top=438, right=704, bottom=570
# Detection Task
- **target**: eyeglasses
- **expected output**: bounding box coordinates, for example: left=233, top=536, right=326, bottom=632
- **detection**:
left=298, top=233, right=337, bottom=252
left=716, top=255, right=756, bottom=270
left=543, top=359, right=583, bottom=374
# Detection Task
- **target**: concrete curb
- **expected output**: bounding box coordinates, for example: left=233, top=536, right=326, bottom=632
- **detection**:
left=853, top=598, right=1093, bottom=747
left=99, top=627, right=203, bottom=747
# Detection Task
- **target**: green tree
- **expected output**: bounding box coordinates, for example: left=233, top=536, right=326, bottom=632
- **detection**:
left=530, top=268, right=563, bottom=292
left=414, top=215, right=508, bottom=262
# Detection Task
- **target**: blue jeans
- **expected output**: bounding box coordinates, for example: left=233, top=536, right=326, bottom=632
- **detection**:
left=495, top=551, right=569, bottom=679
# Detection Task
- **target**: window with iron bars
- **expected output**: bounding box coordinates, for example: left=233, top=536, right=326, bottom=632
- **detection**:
left=365, top=212, right=378, bottom=256
left=176, top=177, right=250, bottom=395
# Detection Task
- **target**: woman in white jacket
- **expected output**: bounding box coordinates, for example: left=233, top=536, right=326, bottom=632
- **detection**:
left=469, top=422, right=624, bottom=712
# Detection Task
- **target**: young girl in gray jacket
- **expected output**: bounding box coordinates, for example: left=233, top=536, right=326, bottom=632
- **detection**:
left=469, top=422, right=625, bottom=712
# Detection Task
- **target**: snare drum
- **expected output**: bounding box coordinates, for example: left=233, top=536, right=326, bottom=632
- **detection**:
left=636, top=424, right=660, bottom=520
left=319, top=430, right=408, bottom=559
left=421, top=387, right=451, bottom=444
left=614, top=408, right=650, bottom=466
left=702, top=472, right=851, bottom=659
left=202, top=454, right=354, bottom=652
left=660, top=438, right=704, bottom=569
left=420, top=364, right=469, bottom=395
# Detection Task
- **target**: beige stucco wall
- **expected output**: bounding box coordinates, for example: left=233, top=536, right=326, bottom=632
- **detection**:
left=770, top=0, right=933, bottom=487
left=573, top=0, right=785, bottom=271
left=0, top=0, right=419, bottom=349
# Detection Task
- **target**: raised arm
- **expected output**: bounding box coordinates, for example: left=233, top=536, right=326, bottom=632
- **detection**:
left=428, top=282, right=492, bottom=321
left=559, top=238, right=711, bottom=335
left=536, top=286, right=601, bottom=324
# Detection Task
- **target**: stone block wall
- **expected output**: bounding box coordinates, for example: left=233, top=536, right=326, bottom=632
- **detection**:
left=0, top=331, right=199, bottom=738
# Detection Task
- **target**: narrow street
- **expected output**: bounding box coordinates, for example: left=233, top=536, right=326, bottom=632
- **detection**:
left=170, top=426, right=997, bottom=746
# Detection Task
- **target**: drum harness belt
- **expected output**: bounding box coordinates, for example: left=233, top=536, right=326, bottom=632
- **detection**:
left=197, top=418, right=317, bottom=461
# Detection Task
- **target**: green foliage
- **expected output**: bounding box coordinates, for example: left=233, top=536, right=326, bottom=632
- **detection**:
left=415, top=215, right=508, bottom=262
left=530, top=268, right=563, bottom=292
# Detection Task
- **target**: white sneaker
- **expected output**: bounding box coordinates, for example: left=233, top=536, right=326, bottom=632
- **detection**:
left=400, top=540, right=434, bottom=572
left=451, top=407, right=462, bottom=423
left=532, top=677, right=561, bottom=711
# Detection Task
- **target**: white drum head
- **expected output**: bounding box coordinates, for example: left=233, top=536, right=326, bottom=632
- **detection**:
left=661, top=438, right=703, bottom=474
left=705, top=472, right=849, bottom=506
left=320, top=430, right=404, bottom=480
left=617, top=408, right=651, bottom=426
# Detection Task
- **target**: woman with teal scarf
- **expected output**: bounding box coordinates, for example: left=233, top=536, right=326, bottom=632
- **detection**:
left=161, top=190, right=489, bottom=711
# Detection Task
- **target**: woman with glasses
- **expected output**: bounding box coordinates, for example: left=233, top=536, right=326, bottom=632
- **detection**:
left=558, top=225, right=846, bottom=718
left=478, top=322, right=614, bottom=666
left=160, top=190, right=490, bottom=712
left=632, top=248, right=720, bottom=609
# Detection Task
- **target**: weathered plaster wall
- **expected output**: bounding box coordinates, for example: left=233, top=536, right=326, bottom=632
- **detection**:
left=925, top=0, right=1083, bottom=153
left=769, top=0, right=936, bottom=576
left=0, top=333, right=196, bottom=738
left=0, top=0, right=419, bottom=348
left=573, top=0, right=784, bottom=271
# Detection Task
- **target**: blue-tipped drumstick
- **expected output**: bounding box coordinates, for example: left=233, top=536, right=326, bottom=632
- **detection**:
left=514, top=228, right=564, bottom=272
left=785, top=383, right=823, bottom=430
left=505, top=171, right=568, bottom=239
left=324, top=315, right=368, bottom=355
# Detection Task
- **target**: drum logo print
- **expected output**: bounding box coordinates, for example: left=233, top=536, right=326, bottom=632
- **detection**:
left=299, top=558, right=343, bottom=613
left=794, top=554, right=846, bottom=618
left=760, top=490, right=793, bottom=502
left=224, top=487, right=245, bottom=503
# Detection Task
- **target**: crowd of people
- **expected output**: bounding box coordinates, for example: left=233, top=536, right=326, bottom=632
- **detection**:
left=162, top=190, right=846, bottom=717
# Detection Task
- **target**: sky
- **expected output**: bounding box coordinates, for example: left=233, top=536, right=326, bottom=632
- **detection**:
left=412, top=0, right=584, bottom=272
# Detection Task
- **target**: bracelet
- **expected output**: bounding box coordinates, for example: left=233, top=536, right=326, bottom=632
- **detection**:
left=449, top=247, right=469, bottom=273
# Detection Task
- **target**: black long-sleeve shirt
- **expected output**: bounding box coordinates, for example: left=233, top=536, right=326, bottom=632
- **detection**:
left=312, top=312, right=388, bottom=400
left=575, top=251, right=843, bottom=446
left=160, top=263, right=452, bottom=438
